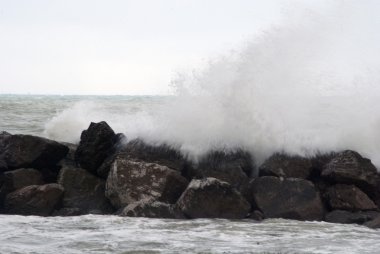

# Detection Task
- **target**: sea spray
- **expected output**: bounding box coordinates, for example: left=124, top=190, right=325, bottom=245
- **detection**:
left=44, top=1, right=380, bottom=166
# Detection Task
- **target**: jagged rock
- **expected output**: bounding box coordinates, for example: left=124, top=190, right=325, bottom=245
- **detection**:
left=0, top=159, right=7, bottom=172
left=0, top=133, right=69, bottom=170
left=58, top=167, right=114, bottom=214
left=105, top=158, right=189, bottom=209
left=3, top=168, right=44, bottom=192
left=250, top=176, right=324, bottom=221
left=321, top=150, right=380, bottom=199
left=120, top=199, right=185, bottom=219
left=58, top=142, right=78, bottom=168
left=177, top=178, right=250, bottom=219
left=325, top=210, right=380, bottom=224
left=324, top=184, right=377, bottom=211
left=185, top=150, right=254, bottom=189
left=124, top=139, right=186, bottom=172
left=75, top=121, right=118, bottom=174
left=364, top=215, right=380, bottom=229
left=4, top=183, right=64, bottom=216
left=259, top=153, right=313, bottom=179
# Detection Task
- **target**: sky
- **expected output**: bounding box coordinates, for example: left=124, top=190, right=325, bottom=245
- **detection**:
left=0, top=0, right=321, bottom=95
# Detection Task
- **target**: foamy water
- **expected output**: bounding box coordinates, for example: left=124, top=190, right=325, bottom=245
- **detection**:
left=0, top=215, right=379, bottom=254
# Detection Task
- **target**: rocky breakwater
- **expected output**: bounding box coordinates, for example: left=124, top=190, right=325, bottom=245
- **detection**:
left=0, top=122, right=379, bottom=229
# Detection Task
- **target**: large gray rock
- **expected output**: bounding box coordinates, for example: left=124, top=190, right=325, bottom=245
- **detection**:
left=120, top=199, right=185, bottom=219
left=250, top=176, right=324, bottom=221
left=321, top=150, right=380, bottom=202
left=0, top=133, right=69, bottom=170
left=325, top=210, right=380, bottom=224
left=75, top=121, right=118, bottom=174
left=105, top=158, right=189, bottom=209
left=177, top=178, right=250, bottom=219
left=58, top=167, right=114, bottom=214
left=186, top=150, right=254, bottom=190
left=259, top=153, right=313, bottom=179
left=324, top=184, right=378, bottom=211
left=4, top=183, right=64, bottom=216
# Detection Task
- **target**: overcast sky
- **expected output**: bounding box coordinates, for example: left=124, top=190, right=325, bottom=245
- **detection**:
left=0, top=0, right=323, bottom=95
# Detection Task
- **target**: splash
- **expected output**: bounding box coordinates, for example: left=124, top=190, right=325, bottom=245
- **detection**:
left=45, top=1, right=380, bottom=165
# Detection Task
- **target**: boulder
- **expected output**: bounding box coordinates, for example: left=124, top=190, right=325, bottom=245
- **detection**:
left=0, top=159, right=7, bottom=172
left=259, top=153, right=313, bottom=179
left=58, top=167, right=114, bottom=214
left=186, top=150, right=254, bottom=189
left=0, top=133, right=69, bottom=170
left=324, top=184, right=378, bottom=211
left=120, top=199, right=185, bottom=219
left=52, top=207, right=84, bottom=216
left=105, top=158, right=189, bottom=209
left=177, top=178, right=250, bottom=219
left=123, top=139, right=186, bottom=172
left=4, top=183, right=64, bottom=216
left=250, top=176, right=324, bottom=221
left=3, top=168, right=44, bottom=192
left=321, top=150, right=380, bottom=198
left=364, top=215, right=380, bottom=229
left=325, top=210, right=380, bottom=224
left=75, top=121, right=118, bottom=174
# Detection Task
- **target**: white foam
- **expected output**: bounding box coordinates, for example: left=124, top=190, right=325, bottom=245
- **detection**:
left=44, top=1, right=380, bottom=166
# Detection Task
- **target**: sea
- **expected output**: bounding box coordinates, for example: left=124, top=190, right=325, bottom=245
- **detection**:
left=0, top=94, right=380, bottom=254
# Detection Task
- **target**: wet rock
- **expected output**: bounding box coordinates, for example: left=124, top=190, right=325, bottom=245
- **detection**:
left=324, top=184, right=378, bottom=211
left=325, top=210, right=380, bottom=224
left=250, top=176, right=324, bottom=221
left=4, top=183, right=64, bottom=216
left=0, top=159, right=7, bottom=172
left=3, top=168, right=44, bottom=192
left=123, top=139, right=186, bottom=172
left=58, top=142, right=78, bottom=168
left=75, top=121, right=118, bottom=174
left=120, top=199, right=185, bottom=219
left=249, top=210, right=265, bottom=221
left=177, top=178, right=250, bottom=219
left=0, top=134, right=69, bottom=170
left=52, top=207, right=84, bottom=216
left=58, top=167, right=114, bottom=214
left=364, top=215, right=380, bottom=229
left=105, top=158, right=189, bottom=209
left=321, top=151, right=379, bottom=198
left=259, top=153, right=313, bottom=179
left=186, top=150, right=254, bottom=189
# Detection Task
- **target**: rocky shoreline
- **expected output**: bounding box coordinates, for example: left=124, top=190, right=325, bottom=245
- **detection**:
left=0, top=121, right=379, bottom=229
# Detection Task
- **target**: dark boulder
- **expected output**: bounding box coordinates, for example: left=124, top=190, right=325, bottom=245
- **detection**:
left=324, top=184, right=378, bottom=211
left=364, top=215, right=380, bottom=229
left=250, top=176, right=324, bottom=221
left=321, top=150, right=380, bottom=200
left=124, top=139, right=186, bottom=172
left=120, top=199, right=185, bottom=219
left=105, top=158, right=189, bottom=209
left=4, top=183, right=64, bottom=216
left=52, top=207, right=84, bottom=216
left=3, top=168, right=44, bottom=193
left=0, top=159, right=7, bottom=172
left=58, top=166, right=114, bottom=214
left=325, top=210, right=380, bottom=224
left=186, top=150, right=254, bottom=190
left=176, top=178, right=250, bottom=219
left=75, top=121, right=118, bottom=174
left=249, top=210, right=265, bottom=221
left=0, top=133, right=69, bottom=170
left=259, top=153, right=313, bottom=179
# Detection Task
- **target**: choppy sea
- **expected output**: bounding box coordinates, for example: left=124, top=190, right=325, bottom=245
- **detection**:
left=0, top=94, right=379, bottom=254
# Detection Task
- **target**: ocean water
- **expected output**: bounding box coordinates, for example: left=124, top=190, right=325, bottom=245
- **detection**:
left=1, top=94, right=380, bottom=253
left=0, top=215, right=380, bottom=254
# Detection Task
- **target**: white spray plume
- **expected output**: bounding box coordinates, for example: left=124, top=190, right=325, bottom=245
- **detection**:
left=45, top=1, right=380, bottom=166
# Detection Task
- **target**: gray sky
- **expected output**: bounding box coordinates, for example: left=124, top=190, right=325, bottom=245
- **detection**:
left=0, top=0, right=318, bottom=95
